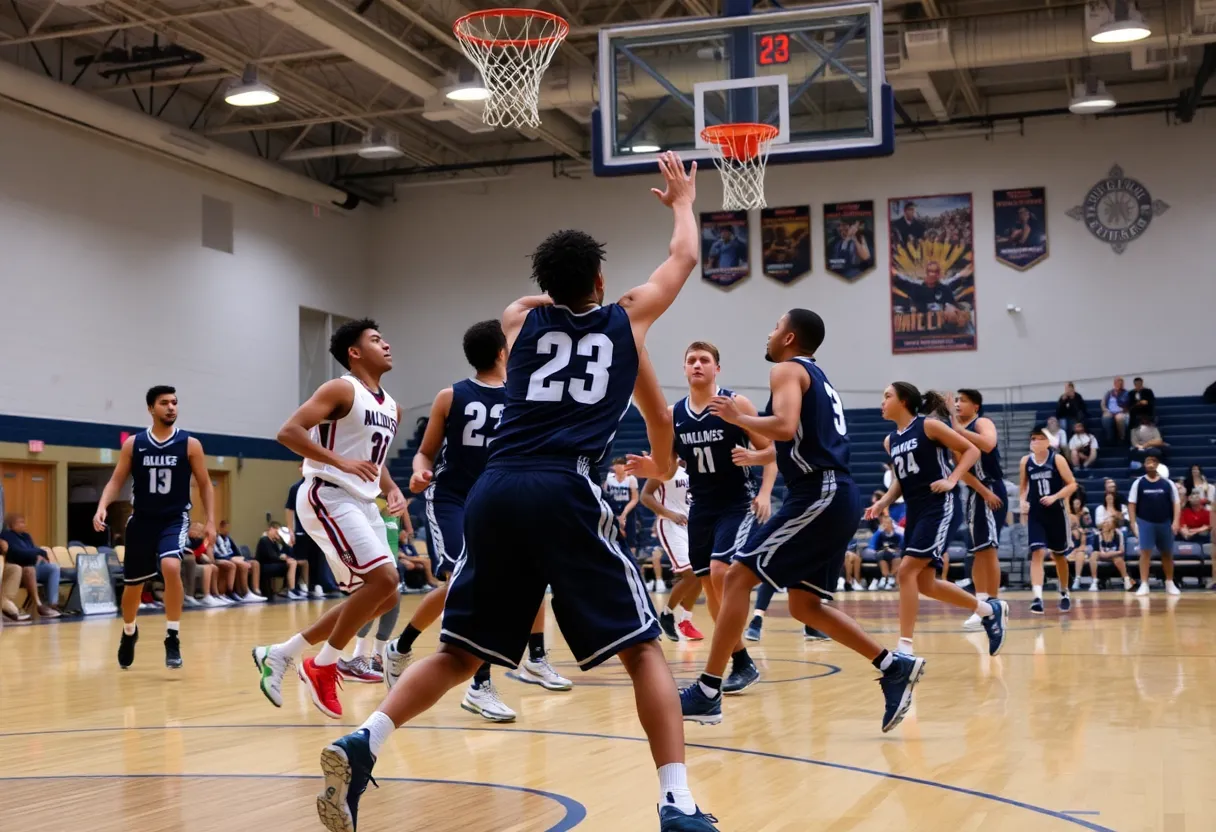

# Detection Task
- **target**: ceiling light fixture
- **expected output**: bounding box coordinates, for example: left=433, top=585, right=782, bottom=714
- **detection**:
left=224, top=64, right=279, bottom=107
left=627, top=126, right=661, bottom=153
left=1091, top=1, right=1151, bottom=44
left=1069, top=78, right=1117, bottom=114
left=358, top=128, right=405, bottom=160
left=445, top=64, right=489, bottom=101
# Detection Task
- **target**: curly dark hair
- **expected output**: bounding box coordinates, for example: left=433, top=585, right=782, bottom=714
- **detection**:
left=329, top=318, right=379, bottom=370
left=530, top=230, right=606, bottom=306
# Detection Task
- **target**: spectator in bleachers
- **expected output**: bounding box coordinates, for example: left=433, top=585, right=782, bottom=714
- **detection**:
left=1128, top=455, right=1181, bottom=595
left=256, top=521, right=304, bottom=599
left=215, top=520, right=263, bottom=602
left=1043, top=416, right=1067, bottom=452
left=187, top=522, right=230, bottom=608
left=397, top=535, right=438, bottom=592
left=1068, top=501, right=1094, bottom=589
left=0, top=514, right=60, bottom=618
left=286, top=464, right=334, bottom=598
left=1067, top=421, right=1098, bottom=469
left=1095, top=488, right=1127, bottom=529
left=870, top=515, right=902, bottom=590
left=1085, top=518, right=1133, bottom=591
left=1, top=540, right=31, bottom=623
left=1101, top=376, right=1131, bottom=443
left=1129, top=418, right=1168, bottom=467
left=880, top=466, right=906, bottom=524
left=1174, top=479, right=1189, bottom=504
left=1185, top=465, right=1214, bottom=505
left=1055, top=382, right=1088, bottom=433
left=1128, top=377, right=1156, bottom=428
left=1178, top=491, right=1211, bottom=544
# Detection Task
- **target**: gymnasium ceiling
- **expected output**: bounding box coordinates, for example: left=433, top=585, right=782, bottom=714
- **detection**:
left=0, top=0, right=1213, bottom=204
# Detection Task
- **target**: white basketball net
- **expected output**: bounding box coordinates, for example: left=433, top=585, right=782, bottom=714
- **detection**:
left=703, top=125, right=778, bottom=211
left=454, top=11, right=569, bottom=129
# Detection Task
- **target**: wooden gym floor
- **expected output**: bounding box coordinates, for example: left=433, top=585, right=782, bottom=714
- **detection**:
left=1, top=590, right=1213, bottom=831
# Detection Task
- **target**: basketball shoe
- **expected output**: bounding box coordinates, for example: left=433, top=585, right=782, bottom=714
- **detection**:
left=318, top=729, right=377, bottom=832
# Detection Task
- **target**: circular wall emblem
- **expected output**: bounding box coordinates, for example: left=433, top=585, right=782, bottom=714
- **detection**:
left=1066, top=164, right=1169, bottom=254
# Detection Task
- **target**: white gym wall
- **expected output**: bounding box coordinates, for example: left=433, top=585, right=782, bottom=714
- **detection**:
left=372, top=112, right=1216, bottom=411
left=0, top=107, right=373, bottom=438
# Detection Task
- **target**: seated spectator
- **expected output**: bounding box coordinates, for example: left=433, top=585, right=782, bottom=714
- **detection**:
left=1185, top=465, right=1214, bottom=505
left=256, top=521, right=306, bottom=599
left=842, top=545, right=864, bottom=591
left=398, top=536, right=438, bottom=592
left=1055, top=381, right=1088, bottom=434
left=1129, top=418, right=1168, bottom=466
left=0, top=513, right=60, bottom=618
left=1179, top=491, right=1211, bottom=544
left=1175, top=479, right=1189, bottom=504
left=1069, top=502, right=1095, bottom=589
left=1101, top=376, right=1131, bottom=443
left=215, top=520, right=263, bottom=602
left=870, top=515, right=902, bottom=590
left=1128, top=376, right=1156, bottom=428
left=1, top=538, right=32, bottom=623
left=186, top=522, right=229, bottom=607
left=1095, top=488, right=1127, bottom=529
left=1068, top=421, right=1098, bottom=469
left=1083, top=518, right=1133, bottom=591
left=1043, top=416, right=1067, bottom=452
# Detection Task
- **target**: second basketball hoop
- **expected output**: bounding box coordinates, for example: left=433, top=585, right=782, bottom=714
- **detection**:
left=453, top=8, right=569, bottom=129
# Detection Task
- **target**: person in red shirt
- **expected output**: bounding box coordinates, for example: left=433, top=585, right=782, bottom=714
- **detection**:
left=1178, top=491, right=1210, bottom=544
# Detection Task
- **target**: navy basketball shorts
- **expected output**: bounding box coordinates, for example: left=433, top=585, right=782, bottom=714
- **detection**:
left=424, top=485, right=465, bottom=580
left=123, top=511, right=189, bottom=585
left=687, top=502, right=754, bottom=577
left=1028, top=509, right=1073, bottom=555
left=440, top=459, right=660, bottom=671
left=903, top=496, right=957, bottom=567
left=966, top=480, right=1008, bottom=553
left=733, top=471, right=861, bottom=601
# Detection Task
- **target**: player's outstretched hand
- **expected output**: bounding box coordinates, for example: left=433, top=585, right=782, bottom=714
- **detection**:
left=706, top=395, right=741, bottom=425
left=930, top=478, right=956, bottom=493
left=340, top=458, right=380, bottom=482
left=409, top=469, right=433, bottom=494
left=625, top=453, right=665, bottom=480
left=863, top=505, right=880, bottom=522
left=92, top=507, right=107, bottom=533
left=650, top=150, right=697, bottom=208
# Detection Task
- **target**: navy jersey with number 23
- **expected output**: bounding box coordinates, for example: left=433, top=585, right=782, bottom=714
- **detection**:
left=130, top=428, right=194, bottom=517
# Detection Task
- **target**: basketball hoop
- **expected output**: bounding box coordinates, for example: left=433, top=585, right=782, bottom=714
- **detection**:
left=453, top=9, right=569, bottom=129
left=701, top=123, right=780, bottom=211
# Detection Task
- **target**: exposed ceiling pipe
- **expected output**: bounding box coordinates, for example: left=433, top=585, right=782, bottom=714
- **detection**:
left=889, top=73, right=949, bottom=119
left=0, top=58, right=354, bottom=208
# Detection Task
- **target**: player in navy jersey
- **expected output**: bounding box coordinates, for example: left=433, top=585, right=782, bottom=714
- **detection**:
left=671, top=309, right=926, bottom=734
left=868, top=383, right=1008, bottom=659
left=951, top=389, right=1009, bottom=632
left=1020, top=428, right=1078, bottom=613
left=604, top=456, right=641, bottom=552
left=383, top=320, right=571, bottom=725
left=639, top=340, right=776, bottom=691
left=93, top=385, right=215, bottom=670
left=319, top=152, right=721, bottom=832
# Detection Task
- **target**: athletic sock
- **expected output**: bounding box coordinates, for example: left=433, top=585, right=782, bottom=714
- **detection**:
left=661, top=604, right=674, bottom=616
left=315, top=643, right=341, bottom=666
left=698, top=673, right=722, bottom=699
left=976, top=592, right=990, bottom=603
left=280, top=633, right=309, bottom=660
left=1032, top=585, right=1043, bottom=600
left=872, top=649, right=894, bottom=671
left=658, top=762, right=697, bottom=815
left=897, top=637, right=914, bottom=655
left=730, top=648, right=752, bottom=670
left=678, top=607, right=693, bottom=622
left=166, top=620, right=180, bottom=634
left=396, top=623, right=421, bottom=654
left=374, top=638, right=387, bottom=655
left=975, top=600, right=994, bottom=618
left=361, top=711, right=396, bottom=757
left=352, top=636, right=372, bottom=659
left=473, top=662, right=491, bottom=686
left=527, top=633, right=546, bottom=662
left=123, top=622, right=137, bottom=636
left=753, top=609, right=765, bottom=619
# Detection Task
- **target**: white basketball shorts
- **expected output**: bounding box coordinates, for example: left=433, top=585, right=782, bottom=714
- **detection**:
left=296, top=475, right=392, bottom=591
left=657, top=518, right=691, bottom=573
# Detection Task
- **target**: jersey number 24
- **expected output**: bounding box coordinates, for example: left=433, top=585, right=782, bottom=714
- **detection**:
left=527, top=332, right=613, bottom=405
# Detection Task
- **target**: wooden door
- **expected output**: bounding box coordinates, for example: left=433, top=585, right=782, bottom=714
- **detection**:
left=191, top=470, right=230, bottom=526
left=0, top=462, right=54, bottom=545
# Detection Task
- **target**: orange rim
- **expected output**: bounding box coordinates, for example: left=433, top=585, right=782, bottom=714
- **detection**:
left=700, top=123, right=779, bottom=161
left=453, top=8, right=570, bottom=48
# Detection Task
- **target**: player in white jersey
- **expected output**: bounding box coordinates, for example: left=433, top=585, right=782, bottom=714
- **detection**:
left=252, top=319, right=407, bottom=720
left=641, top=460, right=704, bottom=642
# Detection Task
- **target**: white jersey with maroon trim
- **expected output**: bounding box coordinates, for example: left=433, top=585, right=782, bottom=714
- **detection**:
left=303, top=374, right=398, bottom=501
left=658, top=466, right=690, bottom=517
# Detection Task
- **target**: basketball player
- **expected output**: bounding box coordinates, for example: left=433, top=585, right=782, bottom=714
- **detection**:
left=252, top=319, right=405, bottom=719
left=604, top=456, right=640, bottom=553
left=1020, top=427, right=1078, bottom=613
left=952, top=389, right=1009, bottom=631
left=638, top=340, right=776, bottom=692
left=93, top=385, right=215, bottom=669
left=672, top=310, right=923, bottom=733
left=866, top=384, right=1008, bottom=658
left=385, top=319, right=571, bottom=724
left=317, top=152, right=721, bottom=832
left=641, top=460, right=704, bottom=642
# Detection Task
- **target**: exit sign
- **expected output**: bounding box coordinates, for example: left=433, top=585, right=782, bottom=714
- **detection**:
left=28, top=440, right=45, bottom=453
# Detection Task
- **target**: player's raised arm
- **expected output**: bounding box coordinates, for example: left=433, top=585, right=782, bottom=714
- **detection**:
left=502, top=295, right=553, bottom=351
left=410, top=388, right=453, bottom=493
left=632, top=346, right=675, bottom=474
left=707, top=363, right=805, bottom=443
left=277, top=379, right=377, bottom=482
left=93, top=436, right=135, bottom=532
left=619, top=151, right=698, bottom=333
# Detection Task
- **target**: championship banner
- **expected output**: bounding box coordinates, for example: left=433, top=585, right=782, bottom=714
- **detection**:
left=888, top=194, right=977, bottom=354
left=760, top=206, right=811, bottom=284
left=700, top=210, right=750, bottom=288
left=823, top=200, right=876, bottom=281
left=994, top=187, right=1048, bottom=270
